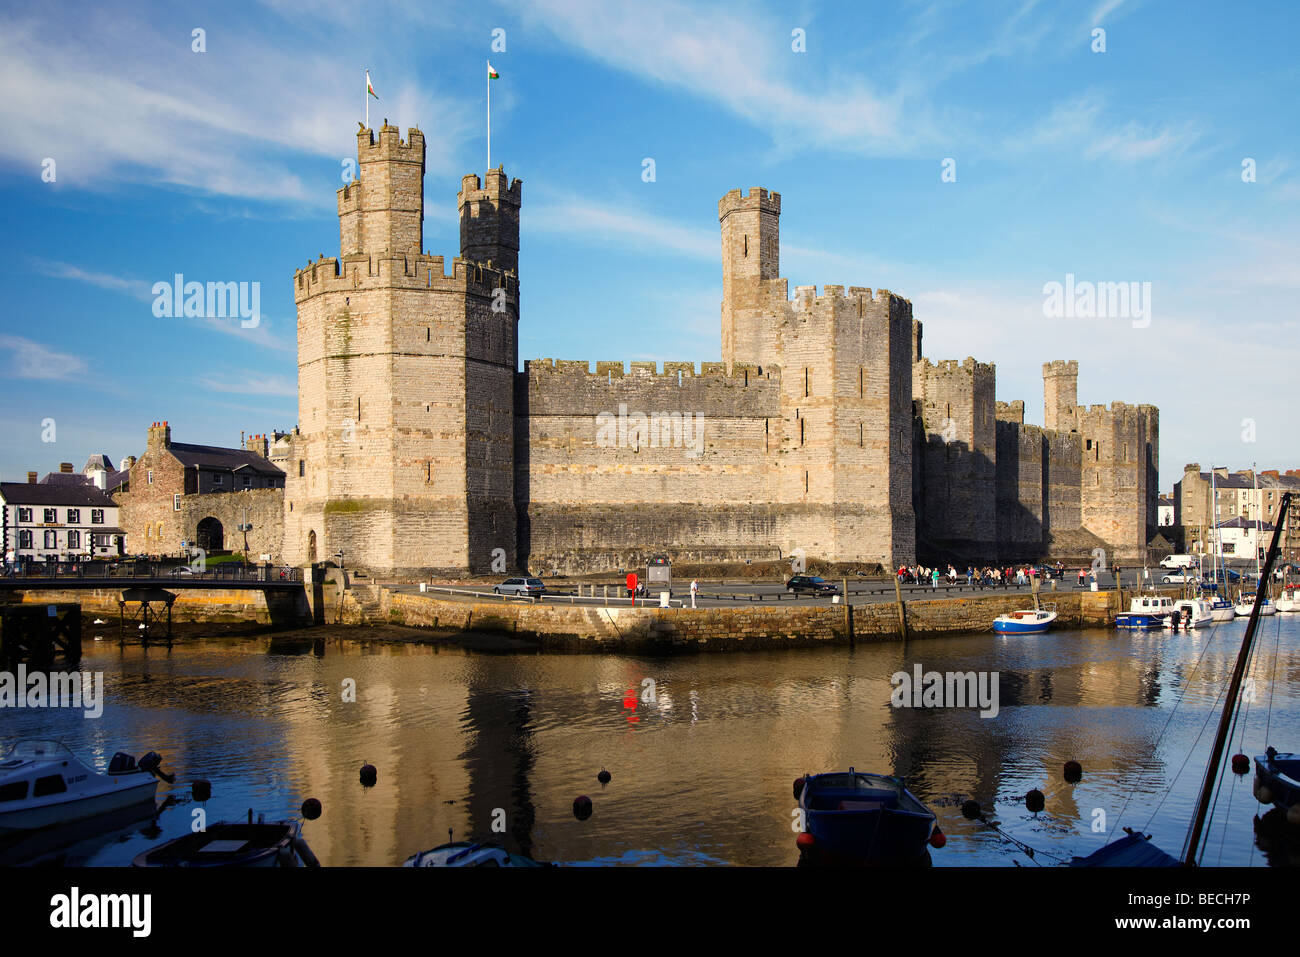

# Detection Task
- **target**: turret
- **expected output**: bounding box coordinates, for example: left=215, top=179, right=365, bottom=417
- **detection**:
left=719, top=187, right=781, bottom=367
left=458, top=167, right=522, bottom=274
left=1042, top=359, right=1078, bottom=432
left=337, top=122, right=426, bottom=257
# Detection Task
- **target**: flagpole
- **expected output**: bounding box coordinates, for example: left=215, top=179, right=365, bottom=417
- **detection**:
left=486, top=62, right=491, bottom=171
left=365, top=69, right=369, bottom=130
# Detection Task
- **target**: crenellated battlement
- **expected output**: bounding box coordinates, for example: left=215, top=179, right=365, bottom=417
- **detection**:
left=1043, top=359, right=1079, bottom=376
left=356, top=123, right=426, bottom=161
left=294, top=252, right=517, bottom=302
left=718, top=186, right=781, bottom=219
left=917, top=356, right=996, bottom=377
left=526, top=358, right=771, bottom=383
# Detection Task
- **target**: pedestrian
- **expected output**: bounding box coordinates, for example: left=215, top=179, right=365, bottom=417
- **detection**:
left=931, top=567, right=939, bottom=589
left=690, top=578, right=699, bottom=608
left=966, top=565, right=973, bottom=586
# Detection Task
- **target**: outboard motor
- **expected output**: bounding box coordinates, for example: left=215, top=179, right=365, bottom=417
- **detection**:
left=137, top=751, right=175, bottom=784
left=107, top=752, right=137, bottom=775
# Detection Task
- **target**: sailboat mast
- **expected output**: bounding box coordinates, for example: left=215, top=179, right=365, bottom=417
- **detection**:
left=1183, top=491, right=1291, bottom=865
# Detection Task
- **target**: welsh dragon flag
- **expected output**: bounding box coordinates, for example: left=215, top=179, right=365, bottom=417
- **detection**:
left=488, top=62, right=499, bottom=79
left=366, top=70, right=379, bottom=99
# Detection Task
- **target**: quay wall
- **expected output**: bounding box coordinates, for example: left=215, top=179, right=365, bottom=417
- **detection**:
left=7, top=587, right=312, bottom=626
left=383, top=587, right=1149, bottom=652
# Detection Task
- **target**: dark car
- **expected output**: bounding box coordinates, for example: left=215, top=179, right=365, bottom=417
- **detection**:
left=1202, top=568, right=1242, bottom=585
left=785, top=575, right=841, bottom=596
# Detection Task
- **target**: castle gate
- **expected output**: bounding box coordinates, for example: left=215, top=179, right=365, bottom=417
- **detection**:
left=196, top=516, right=224, bottom=552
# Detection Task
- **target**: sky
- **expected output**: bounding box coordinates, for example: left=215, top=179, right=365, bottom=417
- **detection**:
left=1, top=0, right=1296, bottom=492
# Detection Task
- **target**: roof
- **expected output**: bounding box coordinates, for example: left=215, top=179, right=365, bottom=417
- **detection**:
left=1217, top=516, right=1275, bottom=530
left=83, top=454, right=115, bottom=472
left=105, top=470, right=130, bottom=492
left=40, top=472, right=91, bottom=486
left=166, top=442, right=284, bottom=476
left=0, top=482, right=117, bottom=507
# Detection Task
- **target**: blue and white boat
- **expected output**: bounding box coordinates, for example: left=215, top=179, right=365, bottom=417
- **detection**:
left=1115, top=595, right=1176, bottom=630
left=1254, top=748, right=1300, bottom=827
left=0, top=741, right=164, bottom=834
left=795, top=768, right=941, bottom=865
left=993, top=607, right=1057, bottom=634
left=404, top=841, right=550, bottom=867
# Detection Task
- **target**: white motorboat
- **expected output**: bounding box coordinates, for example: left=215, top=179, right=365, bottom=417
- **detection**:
left=404, top=840, right=550, bottom=867
left=0, top=741, right=165, bottom=834
left=1115, top=594, right=1177, bottom=630
left=1165, top=598, right=1213, bottom=629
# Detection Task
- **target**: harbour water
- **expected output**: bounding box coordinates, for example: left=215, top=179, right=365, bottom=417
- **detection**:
left=2, top=615, right=1297, bottom=866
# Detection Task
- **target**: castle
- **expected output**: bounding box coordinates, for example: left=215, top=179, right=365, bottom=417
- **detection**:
left=274, top=121, right=1158, bottom=577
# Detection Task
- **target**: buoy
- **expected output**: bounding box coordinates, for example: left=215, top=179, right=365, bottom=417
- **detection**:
left=793, top=777, right=806, bottom=800
left=573, top=795, right=593, bottom=820
left=1025, top=789, right=1045, bottom=813
left=359, top=763, right=377, bottom=787
left=1063, top=760, right=1083, bottom=783
left=1288, top=804, right=1300, bottom=827
left=961, top=800, right=982, bottom=820
left=929, top=827, right=946, bottom=848
left=597, top=767, right=611, bottom=785
left=795, top=832, right=816, bottom=850
left=191, top=779, right=211, bottom=802
left=1231, top=754, right=1250, bottom=775
left=301, top=798, right=322, bottom=820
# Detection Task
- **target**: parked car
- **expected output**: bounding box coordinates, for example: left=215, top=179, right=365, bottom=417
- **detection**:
left=1161, top=570, right=1197, bottom=583
left=785, top=575, right=841, bottom=596
left=1202, top=568, right=1242, bottom=585
left=168, top=566, right=196, bottom=577
left=1159, top=554, right=1198, bottom=570
left=494, top=577, right=545, bottom=597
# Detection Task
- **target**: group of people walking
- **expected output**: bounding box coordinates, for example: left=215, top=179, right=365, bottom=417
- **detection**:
left=897, top=560, right=1075, bottom=590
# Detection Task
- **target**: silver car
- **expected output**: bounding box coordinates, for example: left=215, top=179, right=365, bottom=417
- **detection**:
left=493, top=577, right=545, bottom=597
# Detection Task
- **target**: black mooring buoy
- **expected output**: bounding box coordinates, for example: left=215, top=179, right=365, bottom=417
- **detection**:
left=191, top=779, right=212, bottom=802
left=961, top=799, right=982, bottom=820
left=597, top=767, right=611, bottom=785
left=573, top=795, right=593, bottom=820
left=359, top=763, right=377, bottom=787
left=301, top=797, right=322, bottom=820
left=1231, top=754, right=1250, bottom=775
left=1063, top=760, right=1083, bottom=783
left=1025, top=789, right=1045, bottom=813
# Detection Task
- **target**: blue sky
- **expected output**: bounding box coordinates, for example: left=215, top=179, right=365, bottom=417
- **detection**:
left=1, top=0, right=1296, bottom=493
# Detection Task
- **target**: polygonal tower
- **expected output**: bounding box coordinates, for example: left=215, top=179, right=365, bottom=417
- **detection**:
left=285, top=122, right=521, bottom=576
left=719, top=187, right=781, bottom=369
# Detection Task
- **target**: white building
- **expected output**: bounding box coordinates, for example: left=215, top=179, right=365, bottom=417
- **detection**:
left=1, top=475, right=123, bottom=564
left=1157, top=496, right=1175, bottom=528
left=1215, top=516, right=1273, bottom=564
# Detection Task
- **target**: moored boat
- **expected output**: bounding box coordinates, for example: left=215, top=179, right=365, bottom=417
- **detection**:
left=0, top=740, right=166, bottom=834
left=1253, top=748, right=1300, bottom=827
left=132, top=814, right=319, bottom=867
left=1234, top=590, right=1275, bottom=618
left=992, top=607, right=1058, bottom=634
left=1115, top=595, right=1176, bottom=630
left=794, top=768, right=940, bottom=865
left=1165, top=598, right=1212, bottom=629
left=403, top=840, right=551, bottom=867
left=1274, top=585, right=1298, bottom=613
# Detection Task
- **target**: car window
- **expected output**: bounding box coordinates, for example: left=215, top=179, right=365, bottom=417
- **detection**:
left=527, top=579, right=543, bottom=586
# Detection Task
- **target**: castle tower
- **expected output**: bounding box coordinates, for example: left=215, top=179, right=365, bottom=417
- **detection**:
left=458, top=169, right=521, bottom=273
left=288, top=123, right=521, bottom=576
left=339, top=123, right=425, bottom=256
left=719, top=188, right=781, bottom=368
left=1043, top=360, right=1078, bottom=432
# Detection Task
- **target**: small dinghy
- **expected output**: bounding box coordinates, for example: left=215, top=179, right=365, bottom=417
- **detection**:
left=1254, top=748, right=1300, bottom=827
left=403, top=839, right=550, bottom=867
left=0, top=740, right=168, bottom=834
left=993, top=608, right=1057, bottom=634
left=795, top=768, right=941, bottom=866
left=1070, top=828, right=1179, bottom=867
left=133, top=812, right=319, bottom=867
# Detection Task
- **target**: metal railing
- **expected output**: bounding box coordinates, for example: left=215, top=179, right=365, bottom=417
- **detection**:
left=0, top=560, right=302, bottom=584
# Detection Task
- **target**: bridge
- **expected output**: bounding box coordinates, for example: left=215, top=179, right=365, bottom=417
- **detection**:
left=0, top=560, right=304, bottom=592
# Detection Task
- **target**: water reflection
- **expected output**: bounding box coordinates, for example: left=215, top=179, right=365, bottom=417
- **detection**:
left=0, top=616, right=1294, bottom=866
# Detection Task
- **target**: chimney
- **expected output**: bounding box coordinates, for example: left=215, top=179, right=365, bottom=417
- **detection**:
left=245, top=432, right=268, bottom=458
left=147, top=420, right=172, bottom=451
left=27, top=471, right=37, bottom=484
left=123, top=455, right=137, bottom=469
left=59, top=462, right=73, bottom=473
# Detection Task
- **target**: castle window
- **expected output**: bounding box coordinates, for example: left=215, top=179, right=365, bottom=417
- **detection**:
left=1086, top=439, right=1092, bottom=451
left=805, top=470, right=809, bottom=494
left=743, top=235, right=748, bottom=257
left=357, top=397, right=362, bottom=421
left=804, top=368, right=810, bottom=397
left=800, top=418, right=805, bottom=446
left=859, top=423, right=863, bottom=448
left=765, top=418, right=769, bottom=452
left=859, top=368, right=864, bottom=398
left=298, top=460, right=305, bottom=477
left=426, top=327, right=430, bottom=341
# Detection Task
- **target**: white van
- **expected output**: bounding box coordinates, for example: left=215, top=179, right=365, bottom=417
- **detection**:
left=1159, top=554, right=1197, bottom=570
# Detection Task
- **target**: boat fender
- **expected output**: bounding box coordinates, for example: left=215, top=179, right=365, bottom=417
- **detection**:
left=292, top=836, right=321, bottom=867
left=795, top=832, right=815, bottom=850
left=597, top=768, right=611, bottom=785
left=1025, top=789, right=1045, bottom=814
left=1256, top=785, right=1273, bottom=805
left=573, top=795, right=593, bottom=821
left=359, top=763, right=377, bottom=787
left=1230, top=754, right=1250, bottom=775
left=928, top=827, right=946, bottom=849
left=1288, top=804, right=1300, bottom=827
left=793, top=777, right=806, bottom=800
left=961, top=800, right=982, bottom=820
left=192, top=779, right=212, bottom=801
left=301, top=797, right=322, bottom=820
left=1063, top=761, right=1083, bottom=784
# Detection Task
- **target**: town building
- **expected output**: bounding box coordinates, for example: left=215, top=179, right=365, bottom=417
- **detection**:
left=1, top=474, right=122, bottom=563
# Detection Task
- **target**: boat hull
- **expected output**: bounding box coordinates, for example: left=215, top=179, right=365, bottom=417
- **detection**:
left=993, top=611, right=1057, bottom=634
left=133, top=821, right=304, bottom=867
left=1253, top=753, right=1300, bottom=817
left=0, top=778, right=158, bottom=834
left=1115, top=613, right=1169, bottom=630
left=797, top=770, right=936, bottom=866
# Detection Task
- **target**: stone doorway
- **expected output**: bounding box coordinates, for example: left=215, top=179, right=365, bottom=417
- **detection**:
left=196, top=516, right=224, bottom=552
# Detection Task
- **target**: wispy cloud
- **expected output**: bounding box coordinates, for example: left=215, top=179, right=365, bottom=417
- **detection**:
left=0, top=335, right=88, bottom=380
left=530, top=192, right=717, bottom=259
left=199, top=374, right=297, bottom=397
left=32, top=259, right=153, bottom=301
